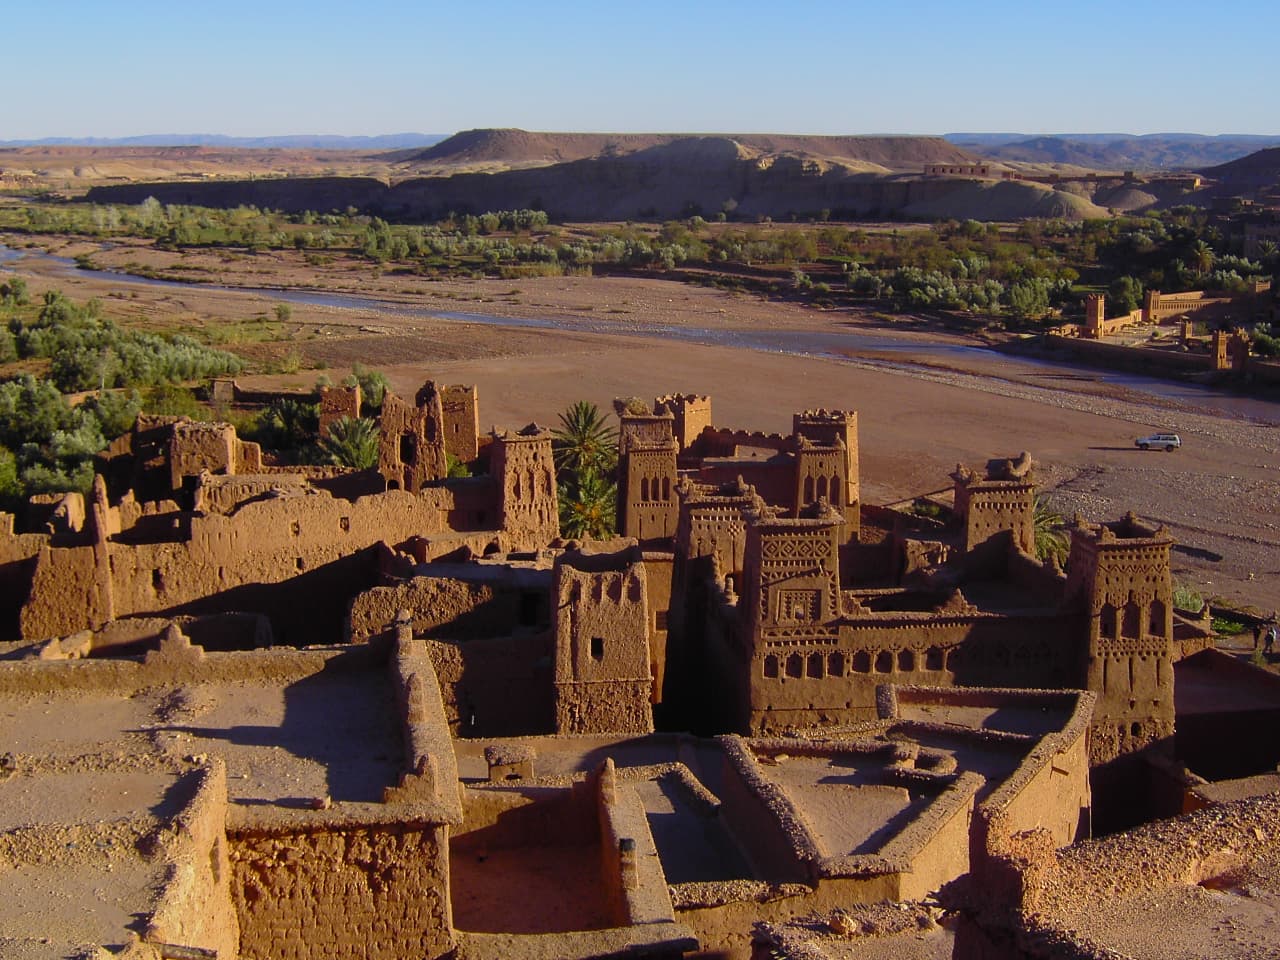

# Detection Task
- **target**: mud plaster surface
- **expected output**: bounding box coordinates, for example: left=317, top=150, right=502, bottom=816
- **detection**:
left=755, top=754, right=922, bottom=857
left=1056, top=850, right=1280, bottom=959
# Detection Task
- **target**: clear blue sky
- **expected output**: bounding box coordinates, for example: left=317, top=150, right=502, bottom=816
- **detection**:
left=5, top=0, right=1277, bottom=138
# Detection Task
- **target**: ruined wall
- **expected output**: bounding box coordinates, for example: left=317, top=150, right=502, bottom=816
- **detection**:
left=716, top=737, right=813, bottom=883
left=689, top=427, right=791, bottom=460
left=318, top=384, right=361, bottom=436
left=0, top=522, right=55, bottom=637
left=229, top=821, right=453, bottom=960
left=596, top=760, right=679, bottom=928
left=347, top=570, right=550, bottom=643
left=439, top=383, right=479, bottom=463
left=378, top=387, right=448, bottom=493
left=491, top=428, right=559, bottom=547
left=426, top=631, right=555, bottom=736
left=20, top=489, right=449, bottom=642
left=553, top=551, right=654, bottom=734
left=144, top=760, right=240, bottom=960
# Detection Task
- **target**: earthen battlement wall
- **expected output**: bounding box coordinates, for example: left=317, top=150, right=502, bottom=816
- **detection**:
left=144, top=759, right=240, bottom=960
left=717, top=735, right=817, bottom=884
left=385, top=632, right=464, bottom=819
left=691, top=426, right=792, bottom=459
left=596, top=759, right=679, bottom=927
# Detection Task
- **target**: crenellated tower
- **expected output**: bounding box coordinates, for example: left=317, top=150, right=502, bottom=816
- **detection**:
left=1064, top=512, right=1175, bottom=763
left=792, top=410, right=859, bottom=540
left=617, top=407, right=679, bottom=545
left=490, top=424, right=559, bottom=549
left=552, top=545, right=653, bottom=734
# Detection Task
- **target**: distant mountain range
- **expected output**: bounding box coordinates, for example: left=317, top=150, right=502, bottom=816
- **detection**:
left=945, top=133, right=1280, bottom=171
left=0, top=134, right=448, bottom=150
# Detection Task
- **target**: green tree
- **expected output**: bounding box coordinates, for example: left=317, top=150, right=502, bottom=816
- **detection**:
left=0, top=275, right=28, bottom=306
left=1033, top=496, right=1069, bottom=565
left=266, top=398, right=319, bottom=450
left=558, top=468, right=617, bottom=540
left=320, top=416, right=379, bottom=469
left=343, top=363, right=389, bottom=413
left=1189, top=239, right=1215, bottom=275
left=551, top=401, right=618, bottom=478
left=1108, top=275, right=1144, bottom=314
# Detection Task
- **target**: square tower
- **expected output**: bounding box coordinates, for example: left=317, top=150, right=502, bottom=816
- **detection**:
left=1065, top=513, right=1175, bottom=763
left=552, top=545, right=653, bottom=734
left=792, top=410, right=859, bottom=539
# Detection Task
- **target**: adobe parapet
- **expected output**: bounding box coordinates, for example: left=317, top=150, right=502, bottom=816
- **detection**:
left=491, top=422, right=552, bottom=442
left=745, top=497, right=844, bottom=529
left=1081, top=511, right=1170, bottom=544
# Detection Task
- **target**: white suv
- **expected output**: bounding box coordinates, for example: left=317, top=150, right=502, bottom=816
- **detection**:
left=1135, top=433, right=1181, bottom=451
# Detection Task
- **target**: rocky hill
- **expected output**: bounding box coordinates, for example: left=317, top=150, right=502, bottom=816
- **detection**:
left=85, top=135, right=1113, bottom=223
left=398, top=128, right=977, bottom=174
left=952, top=133, right=1280, bottom=171
left=1200, top=147, right=1280, bottom=188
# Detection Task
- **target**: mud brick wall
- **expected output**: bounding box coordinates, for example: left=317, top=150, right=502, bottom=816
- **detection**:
left=145, top=761, right=241, bottom=959
left=229, top=822, right=453, bottom=960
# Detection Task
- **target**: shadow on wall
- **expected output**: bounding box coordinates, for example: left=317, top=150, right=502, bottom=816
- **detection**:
left=151, top=548, right=382, bottom=646
left=146, top=653, right=400, bottom=803
left=447, top=630, right=556, bottom=738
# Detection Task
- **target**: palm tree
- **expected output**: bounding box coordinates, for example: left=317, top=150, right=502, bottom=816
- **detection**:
left=552, top=401, right=618, bottom=478
left=1190, top=239, right=1215, bottom=276
left=1033, top=495, right=1069, bottom=565
left=320, top=416, right=379, bottom=469
left=559, top=468, right=617, bottom=540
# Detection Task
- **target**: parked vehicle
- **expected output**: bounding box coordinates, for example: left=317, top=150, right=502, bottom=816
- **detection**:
left=1135, top=433, right=1181, bottom=451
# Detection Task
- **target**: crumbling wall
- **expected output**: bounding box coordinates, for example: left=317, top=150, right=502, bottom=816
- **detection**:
left=491, top=427, right=559, bottom=546
left=318, top=383, right=361, bottom=436
left=596, top=759, right=678, bottom=927
left=228, top=821, right=453, bottom=960
left=21, top=490, right=447, bottom=642
left=145, top=760, right=240, bottom=960
left=347, top=577, right=526, bottom=642
left=716, top=736, right=813, bottom=884
left=426, top=631, right=554, bottom=736
left=553, top=549, right=653, bottom=734
left=439, top=383, right=479, bottom=463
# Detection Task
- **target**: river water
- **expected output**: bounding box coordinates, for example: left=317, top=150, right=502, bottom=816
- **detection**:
left=3, top=241, right=1278, bottom=425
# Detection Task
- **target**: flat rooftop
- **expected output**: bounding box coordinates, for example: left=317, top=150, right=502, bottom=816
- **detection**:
left=0, top=765, right=183, bottom=959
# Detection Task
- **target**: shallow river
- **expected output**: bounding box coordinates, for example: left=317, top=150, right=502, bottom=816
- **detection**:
left=3, top=242, right=1278, bottom=425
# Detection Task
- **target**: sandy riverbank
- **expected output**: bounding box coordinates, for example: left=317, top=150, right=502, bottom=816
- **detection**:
left=3, top=237, right=1278, bottom=613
